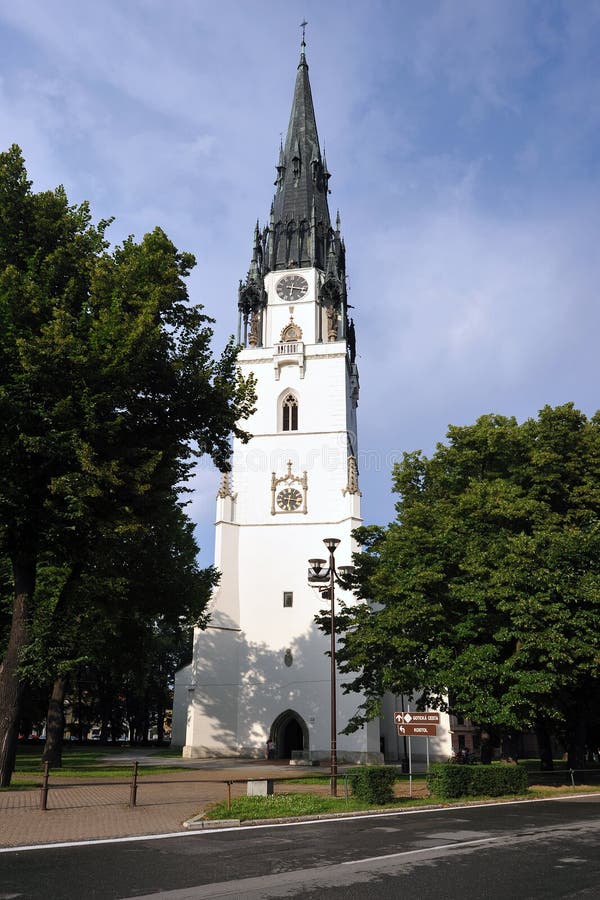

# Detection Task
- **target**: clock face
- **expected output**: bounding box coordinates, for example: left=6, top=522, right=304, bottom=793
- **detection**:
left=276, top=274, right=309, bottom=301
left=276, top=487, right=303, bottom=511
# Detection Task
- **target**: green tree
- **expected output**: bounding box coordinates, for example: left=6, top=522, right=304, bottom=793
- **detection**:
left=0, top=145, right=254, bottom=784
left=18, top=484, right=216, bottom=766
left=337, top=405, right=600, bottom=767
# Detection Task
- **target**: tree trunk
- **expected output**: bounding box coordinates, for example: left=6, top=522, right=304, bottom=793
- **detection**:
left=20, top=715, right=32, bottom=742
left=0, top=558, right=36, bottom=787
left=42, top=676, right=68, bottom=768
left=567, top=706, right=587, bottom=769
left=99, top=686, right=110, bottom=742
left=156, top=698, right=165, bottom=744
left=479, top=729, right=493, bottom=765
left=109, top=714, right=121, bottom=743
left=535, top=720, right=554, bottom=771
left=501, top=731, right=519, bottom=762
left=142, top=693, right=150, bottom=744
left=76, top=668, right=84, bottom=742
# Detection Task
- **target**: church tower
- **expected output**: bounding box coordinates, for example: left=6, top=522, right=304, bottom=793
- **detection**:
left=174, top=38, right=381, bottom=763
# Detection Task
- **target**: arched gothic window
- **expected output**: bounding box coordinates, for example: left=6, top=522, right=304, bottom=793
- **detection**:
left=282, top=393, right=298, bottom=432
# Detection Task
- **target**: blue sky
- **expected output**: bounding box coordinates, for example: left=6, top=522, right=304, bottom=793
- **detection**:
left=2, top=1, right=599, bottom=564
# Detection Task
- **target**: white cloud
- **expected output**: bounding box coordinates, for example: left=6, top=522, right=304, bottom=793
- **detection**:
left=356, top=199, right=600, bottom=449
left=409, top=0, right=546, bottom=110
left=1, top=0, right=599, bottom=548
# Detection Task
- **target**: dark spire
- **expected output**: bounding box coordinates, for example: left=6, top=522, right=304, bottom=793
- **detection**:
left=239, top=36, right=350, bottom=342
left=270, top=38, right=333, bottom=270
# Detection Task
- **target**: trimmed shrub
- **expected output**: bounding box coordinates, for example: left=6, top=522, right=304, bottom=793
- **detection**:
left=427, top=762, right=471, bottom=799
left=347, top=765, right=397, bottom=803
left=468, top=764, right=528, bottom=797
left=427, top=762, right=528, bottom=800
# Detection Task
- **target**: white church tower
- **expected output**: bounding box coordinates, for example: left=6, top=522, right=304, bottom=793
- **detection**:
left=173, top=38, right=381, bottom=762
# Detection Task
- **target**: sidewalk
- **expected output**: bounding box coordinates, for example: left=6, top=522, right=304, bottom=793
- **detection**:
left=3, top=757, right=589, bottom=851
left=0, top=759, right=301, bottom=850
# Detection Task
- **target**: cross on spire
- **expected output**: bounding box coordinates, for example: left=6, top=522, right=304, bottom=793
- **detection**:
left=300, top=19, right=308, bottom=45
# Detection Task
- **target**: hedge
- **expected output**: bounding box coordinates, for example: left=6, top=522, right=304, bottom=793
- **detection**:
left=426, top=763, right=472, bottom=799
left=347, top=765, right=397, bottom=803
left=427, top=762, right=528, bottom=799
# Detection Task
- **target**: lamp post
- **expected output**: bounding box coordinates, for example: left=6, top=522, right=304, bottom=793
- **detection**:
left=308, top=538, right=354, bottom=797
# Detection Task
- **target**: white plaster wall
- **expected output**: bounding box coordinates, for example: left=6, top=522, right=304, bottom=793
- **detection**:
left=235, top=352, right=349, bottom=439
left=208, top=513, right=370, bottom=758
left=209, top=520, right=240, bottom=628
left=182, top=627, right=242, bottom=757
left=177, top=263, right=379, bottom=762
left=236, top=669, right=378, bottom=761
left=171, top=663, right=191, bottom=747
left=236, top=523, right=356, bottom=644
left=232, top=354, right=356, bottom=526
left=263, top=268, right=321, bottom=347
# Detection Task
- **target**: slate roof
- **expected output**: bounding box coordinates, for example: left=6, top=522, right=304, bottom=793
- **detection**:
left=270, top=40, right=333, bottom=269
left=239, top=39, right=346, bottom=309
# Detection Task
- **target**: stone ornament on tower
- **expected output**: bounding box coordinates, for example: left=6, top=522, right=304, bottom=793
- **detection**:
left=216, top=471, right=235, bottom=499
left=342, top=456, right=361, bottom=496
left=271, top=460, right=308, bottom=515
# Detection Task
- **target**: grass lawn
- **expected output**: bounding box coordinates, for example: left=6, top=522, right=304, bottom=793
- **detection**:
left=203, top=792, right=435, bottom=820
left=10, top=744, right=187, bottom=782
left=528, top=783, right=600, bottom=797
left=203, top=782, right=600, bottom=822
left=0, top=780, right=40, bottom=792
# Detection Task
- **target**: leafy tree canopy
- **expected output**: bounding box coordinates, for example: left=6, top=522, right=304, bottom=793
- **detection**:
left=337, top=405, right=600, bottom=754
left=0, top=144, right=254, bottom=783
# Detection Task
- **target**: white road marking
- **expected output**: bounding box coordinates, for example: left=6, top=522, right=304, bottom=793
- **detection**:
left=1, top=792, right=598, bottom=854
left=343, top=834, right=505, bottom=864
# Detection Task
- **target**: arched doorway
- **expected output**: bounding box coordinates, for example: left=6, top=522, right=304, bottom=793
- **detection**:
left=282, top=718, right=303, bottom=758
left=270, top=709, right=309, bottom=760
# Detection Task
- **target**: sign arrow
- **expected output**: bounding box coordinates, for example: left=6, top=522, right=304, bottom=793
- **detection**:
left=397, top=723, right=438, bottom=737
left=394, top=711, right=441, bottom=725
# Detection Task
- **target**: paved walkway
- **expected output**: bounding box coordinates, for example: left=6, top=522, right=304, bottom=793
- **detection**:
left=2, top=755, right=588, bottom=851
left=0, top=759, right=356, bottom=850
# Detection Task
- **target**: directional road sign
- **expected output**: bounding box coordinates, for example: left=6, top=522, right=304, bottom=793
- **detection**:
left=394, top=711, right=440, bottom=725
left=397, top=723, right=437, bottom=737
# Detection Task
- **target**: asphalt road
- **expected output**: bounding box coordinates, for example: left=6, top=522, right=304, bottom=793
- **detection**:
left=1, top=796, right=599, bottom=899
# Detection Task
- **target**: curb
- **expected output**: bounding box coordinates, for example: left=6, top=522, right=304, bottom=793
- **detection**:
left=184, top=789, right=600, bottom=831
left=184, top=815, right=241, bottom=829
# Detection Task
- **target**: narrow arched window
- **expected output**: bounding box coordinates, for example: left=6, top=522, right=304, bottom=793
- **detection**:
left=282, top=393, right=298, bottom=431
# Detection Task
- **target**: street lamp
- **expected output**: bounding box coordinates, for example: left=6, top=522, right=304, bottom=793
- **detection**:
left=307, top=538, right=354, bottom=796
